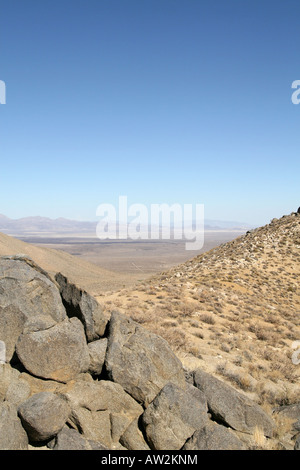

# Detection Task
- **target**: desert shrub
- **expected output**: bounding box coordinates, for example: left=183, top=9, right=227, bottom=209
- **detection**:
left=200, top=313, right=215, bottom=325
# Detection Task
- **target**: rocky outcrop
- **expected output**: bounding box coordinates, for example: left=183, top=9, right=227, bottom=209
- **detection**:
left=193, top=370, right=275, bottom=437
left=0, top=255, right=283, bottom=450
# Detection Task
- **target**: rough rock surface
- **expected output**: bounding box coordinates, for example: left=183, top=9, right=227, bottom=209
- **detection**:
left=47, top=426, right=109, bottom=450
left=63, top=379, right=143, bottom=446
left=0, top=256, right=66, bottom=323
left=87, top=338, right=107, bottom=376
left=183, top=421, right=246, bottom=450
left=18, top=392, right=71, bottom=442
left=120, top=418, right=151, bottom=450
left=16, top=317, right=90, bottom=383
left=0, top=402, right=28, bottom=450
left=55, top=272, right=107, bottom=341
left=105, top=310, right=186, bottom=406
left=141, top=383, right=209, bottom=450
left=193, top=369, right=275, bottom=437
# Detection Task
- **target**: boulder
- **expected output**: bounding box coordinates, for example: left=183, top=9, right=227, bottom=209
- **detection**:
left=105, top=311, right=186, bottom=406
left=120, top=418, right=151, bottom=450
left=5, top=377, right=31, bottom=406
left=141, top=382, right=209, bottom=450
left=47, top=426, right=92, bottom=450
left=193, top=369, right=275, bottom=437
left=64, top=379, right=143, bottom=445
left=0, top=402, right=28, bottom=450
left=18, top=392, right=71, bottom=442
left=47, top=426, right=109, bottom=450
left=88, top=338, right=107, bottom=376
left=68, top=406, right=112, bottom=447
left=0, top=364, right=20, bottom=402
left=274, top=403, right=300, bottom=424
left=55, top=273, right=108, bottom=342
left=182, top=421, right=246, bottom=450
left=0, top=305, right=25, bottom=362
left=0, top=364, right=30, bottom=406
left=0, top=256, right=66, bottom=323
left=16, top=317, right=90, bottom=383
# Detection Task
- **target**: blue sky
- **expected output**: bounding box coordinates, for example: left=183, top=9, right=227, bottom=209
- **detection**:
left=0, top=0, right=299, bottom=227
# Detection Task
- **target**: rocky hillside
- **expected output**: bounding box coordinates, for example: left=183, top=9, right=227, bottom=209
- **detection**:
left=0, top=254, right=299, bottom=450
left=98, top=212, right=300, bottom=422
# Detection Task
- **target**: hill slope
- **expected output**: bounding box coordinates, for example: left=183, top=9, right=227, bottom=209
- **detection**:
left=0, top=231, right=124, bottom=294
left=98, top=212, right=300, bottom=408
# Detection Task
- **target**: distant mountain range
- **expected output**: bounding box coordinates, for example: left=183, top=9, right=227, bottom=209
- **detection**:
left=0, top=214, right=96, bottom=234
left=0, top=214, right=254, bottom=236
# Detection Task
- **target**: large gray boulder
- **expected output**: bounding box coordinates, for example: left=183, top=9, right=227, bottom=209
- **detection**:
left=47, top=426, right=109, bottom=450
left=105, top=311, right=186, bottom=406
left=183, top=421, right=246, bottom=450
left=0, top=256, right=67, bottom=362
left=0, top=402, right=28, bottom=450
left=141, top=383, right=209, bottom=450
left=87, top=338, right=107, bottom=376
left=193, top=370, right=275, bottom=437
left=0, top=256, right=66, bottom=323
left=68, top=406, right=112, bottom=448
left=0, top=305, right=25, bottom=362
left=16, top=317, right=90, bottom=383
left=0, top=364, right=31, bottom=405
left=18, top=392, right=71, bottom=442
left=55, top=273, right=108, bottom=342
left=120, top=418, right=151, bottom=450
left=0, top=364, right=20, bottom=402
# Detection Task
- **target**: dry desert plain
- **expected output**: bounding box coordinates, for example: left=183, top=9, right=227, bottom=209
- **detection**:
left=17, top=230, right=244, bottom=292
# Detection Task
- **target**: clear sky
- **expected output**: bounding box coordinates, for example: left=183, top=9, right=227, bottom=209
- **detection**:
left=0, top=0, right=299, bottom=227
